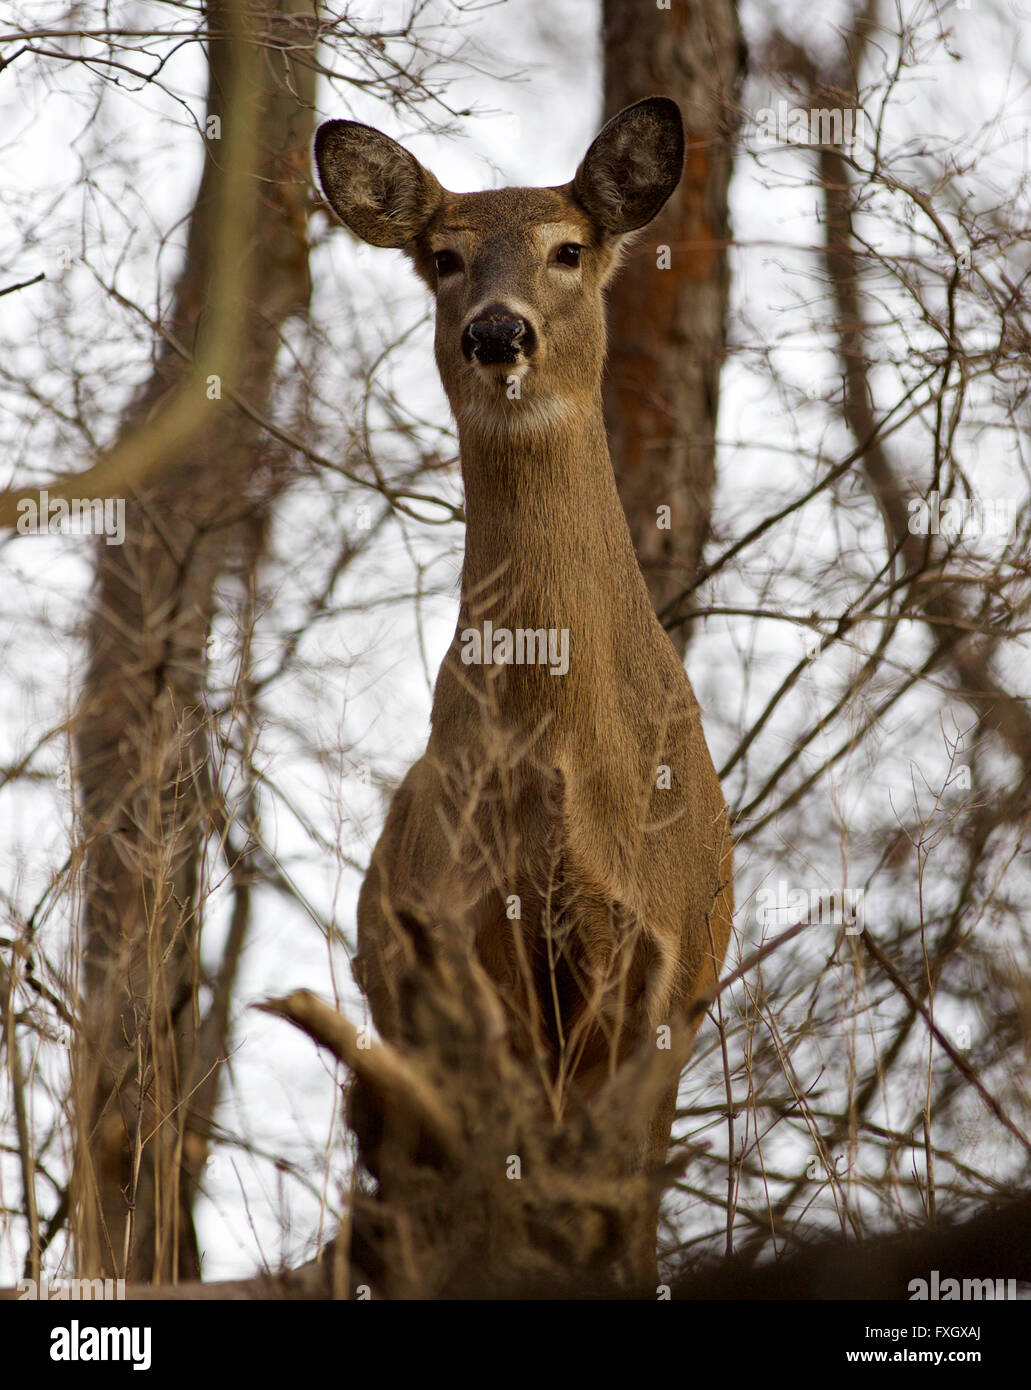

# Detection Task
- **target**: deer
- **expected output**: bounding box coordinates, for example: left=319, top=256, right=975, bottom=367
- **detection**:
left=315, top=97, right=733, bottom=1271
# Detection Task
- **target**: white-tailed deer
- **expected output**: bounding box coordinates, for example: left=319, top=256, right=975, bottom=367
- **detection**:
left=316, top=98, right=733, bottom=1199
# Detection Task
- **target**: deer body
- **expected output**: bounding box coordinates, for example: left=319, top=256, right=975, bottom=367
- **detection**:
left=317, top=101, right=733, bottom=1176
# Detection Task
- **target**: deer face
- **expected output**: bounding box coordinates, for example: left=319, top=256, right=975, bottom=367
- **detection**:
left=315, top=98, right=684, bottom=428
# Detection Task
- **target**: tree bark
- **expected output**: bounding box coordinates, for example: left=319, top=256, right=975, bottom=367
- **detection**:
left=602, top=0, right=744, bottom=654
left=73, top=0, right=316, bottom=1281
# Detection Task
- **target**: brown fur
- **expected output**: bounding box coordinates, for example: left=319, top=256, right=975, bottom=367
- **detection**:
left=316, top=99, right=733, bottom=1188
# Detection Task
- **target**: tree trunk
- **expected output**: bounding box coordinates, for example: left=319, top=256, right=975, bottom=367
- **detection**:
left=602, top=0, right=744, bottom=653
left=73, top=0, right=316, bottom=1281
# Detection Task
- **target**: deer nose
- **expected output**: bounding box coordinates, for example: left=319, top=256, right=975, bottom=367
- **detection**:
left=461, top=305, right=537, bottom=365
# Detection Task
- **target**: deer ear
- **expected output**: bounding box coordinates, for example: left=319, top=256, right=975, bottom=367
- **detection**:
left=571, top=97, right=684, bottom=235
left=315, top=121, right=443, bottom=249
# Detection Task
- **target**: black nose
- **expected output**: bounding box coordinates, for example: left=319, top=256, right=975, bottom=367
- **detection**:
left=461, top=305, right=537, bottom=365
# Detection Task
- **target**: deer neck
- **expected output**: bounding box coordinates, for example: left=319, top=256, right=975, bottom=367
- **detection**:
left=456, top=393, right=646, bottom=633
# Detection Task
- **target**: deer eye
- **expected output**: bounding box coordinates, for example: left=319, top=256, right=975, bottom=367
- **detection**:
left=434, top=249, right=463, bottom=278
left=555, top=243, right=582, bottom=268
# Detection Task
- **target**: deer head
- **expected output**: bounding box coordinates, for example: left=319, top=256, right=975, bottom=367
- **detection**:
left=314, top=98, right=684, bottom=431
